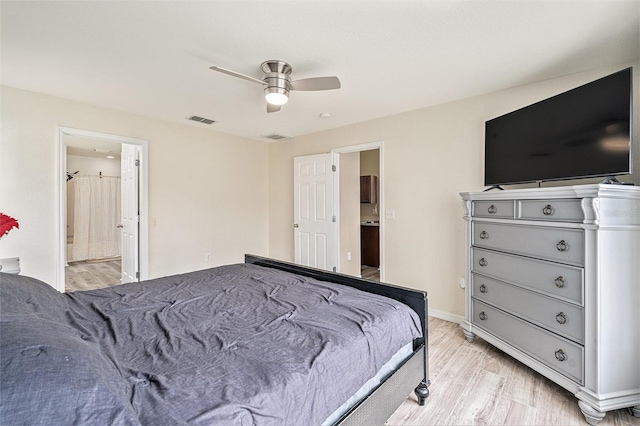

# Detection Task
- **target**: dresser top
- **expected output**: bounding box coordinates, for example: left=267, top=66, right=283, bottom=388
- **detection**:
left=460, top=184, right=640, bottom=201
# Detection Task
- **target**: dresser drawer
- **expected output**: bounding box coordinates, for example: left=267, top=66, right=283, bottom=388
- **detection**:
left=472, top=201, right=514, bottom=219
left=473, top=222, right=584, bottom=266
left=472, top=300, right=583, bottom=384
left=518, top=199, right=584, bottom=222
left=472, top=248, right=583, bottom=304
left=472, top=274, right=583, bottom=343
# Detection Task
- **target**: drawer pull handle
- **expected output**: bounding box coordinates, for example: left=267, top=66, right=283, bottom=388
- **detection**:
left=542, top=204, right=555, bottom=216
left=555, top=276, right=566, bottom=288
left=556, top=312, right=567, bottom=324
left=555, top=349, right=567, bottom=362
left=556, top=240, right=568, bottom=252
left=479, top=230, right=489, bottom=240
left=479, top=284, right=488, bottom=293
left=487, top=205, right=497, bottom=214
left=478, top=258, right=488, bottom=267
left=479, top=312, right=487, bottom=321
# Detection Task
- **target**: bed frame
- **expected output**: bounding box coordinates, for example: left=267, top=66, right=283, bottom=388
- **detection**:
left=244, top=255, right=430, bottom=425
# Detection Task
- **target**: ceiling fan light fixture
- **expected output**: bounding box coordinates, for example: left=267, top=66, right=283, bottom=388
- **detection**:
left=210, top=60, right=340, bottom=113
left=265, top=90, right=289, bottom=106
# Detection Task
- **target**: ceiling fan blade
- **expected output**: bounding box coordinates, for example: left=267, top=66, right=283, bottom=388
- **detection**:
left=291, top=76, right=341, bottom=91
left=209, top=66, right=265, bottom=85
left=267, top=103, right=281, bottom=113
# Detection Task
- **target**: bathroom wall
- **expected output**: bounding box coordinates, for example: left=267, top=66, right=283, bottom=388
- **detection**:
left=360, top=149, right=380, bottom=221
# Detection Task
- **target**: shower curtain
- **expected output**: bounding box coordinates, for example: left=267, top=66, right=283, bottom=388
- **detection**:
left=72, top=175, right=121, bottom=261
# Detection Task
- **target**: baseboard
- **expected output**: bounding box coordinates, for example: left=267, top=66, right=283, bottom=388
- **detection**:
left=428, top=308, right=464, bottom=324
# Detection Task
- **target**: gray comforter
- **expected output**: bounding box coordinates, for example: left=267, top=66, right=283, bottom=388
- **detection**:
left=1, top=264, right=421, bottom=425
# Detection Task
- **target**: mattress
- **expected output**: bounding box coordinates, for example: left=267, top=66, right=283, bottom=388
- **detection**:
left=322, top=341, right=414, bottom=424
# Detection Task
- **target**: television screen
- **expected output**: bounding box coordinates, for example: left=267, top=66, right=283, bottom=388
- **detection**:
left=484, top=68, right=632, bottom=186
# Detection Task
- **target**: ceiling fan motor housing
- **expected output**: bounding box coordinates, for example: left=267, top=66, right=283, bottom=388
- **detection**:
left=262, top=61, right=292, bottom=102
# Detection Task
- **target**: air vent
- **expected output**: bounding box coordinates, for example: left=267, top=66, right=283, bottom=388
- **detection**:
left=262, top=132, right=290, bottom=141
left=187, top=115, right=216, bottom=125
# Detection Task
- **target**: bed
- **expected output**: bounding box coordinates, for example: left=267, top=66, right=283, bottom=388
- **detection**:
left=0, top=254, right=429, bottom=425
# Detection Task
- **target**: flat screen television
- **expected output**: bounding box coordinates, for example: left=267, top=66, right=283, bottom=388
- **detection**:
left=484, top=67, right=633, bottom=186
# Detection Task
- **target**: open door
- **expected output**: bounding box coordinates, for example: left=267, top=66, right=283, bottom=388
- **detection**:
left=121, top=144, right=139, bottom=283
left=293, top=153, right=338, bottom=271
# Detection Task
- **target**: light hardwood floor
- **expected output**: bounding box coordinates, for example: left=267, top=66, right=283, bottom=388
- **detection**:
left=387, top=317, right=638, bottom=426
left=361, top=265, right=380, bottom=281
left=65, top=258, right=121, bottom=292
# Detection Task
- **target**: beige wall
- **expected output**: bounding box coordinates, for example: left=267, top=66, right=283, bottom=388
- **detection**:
left=339, top=152, right=361, bottom=277
left=0, top=85, right=270, bottom=285
left=268, top=62, right=640, bottom=319
left=2, top=61, right=637, bottom=316
left=67, top=154, right=121, bottom=177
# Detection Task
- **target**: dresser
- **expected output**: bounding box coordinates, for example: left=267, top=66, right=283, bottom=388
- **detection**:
left=460, top=185, right=640, bottom=425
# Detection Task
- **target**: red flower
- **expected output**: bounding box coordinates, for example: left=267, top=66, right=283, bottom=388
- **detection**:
left=0, top=213, right=19, bottom=239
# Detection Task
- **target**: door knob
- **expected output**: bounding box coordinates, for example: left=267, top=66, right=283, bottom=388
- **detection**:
left=293, top=223, right=299, bottom=228
left=116, top=224, right=124, bottom=228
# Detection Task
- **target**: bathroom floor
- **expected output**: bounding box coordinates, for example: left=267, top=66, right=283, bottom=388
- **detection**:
left=65, top=257, right=121, bottom=292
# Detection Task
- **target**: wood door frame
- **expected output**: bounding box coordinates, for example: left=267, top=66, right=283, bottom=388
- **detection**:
left=56, top=126, right=149, bottom=292
left=332, top=141, right=384, bottom=281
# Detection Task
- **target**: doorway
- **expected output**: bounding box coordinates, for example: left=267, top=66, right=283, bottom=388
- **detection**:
left=57, top=127, right=149, bottom=293
left=332, top=141, right=384, bottom=281
left=65, top=138, right=122, bottom=291
left=359, top=149, right=380, bottom=281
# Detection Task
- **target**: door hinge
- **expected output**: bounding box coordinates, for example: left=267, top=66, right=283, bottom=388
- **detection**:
left=135, top=159, right=140, bottom=167
left=332, top=164, right=336, bottom=172
left=135, top=271, right=140, bottom=279
left=332, top=215, right=337, bottom=222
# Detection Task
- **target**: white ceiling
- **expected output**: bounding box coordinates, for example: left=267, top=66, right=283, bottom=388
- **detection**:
left=2, top=1, right=639, bottom=142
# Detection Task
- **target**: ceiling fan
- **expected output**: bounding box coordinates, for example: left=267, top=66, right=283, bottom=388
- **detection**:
left=209, top=60, right=341, bottom=113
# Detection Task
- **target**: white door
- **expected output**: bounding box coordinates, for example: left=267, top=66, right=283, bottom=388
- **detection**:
left=121, top=144, right=139, bottom=283
left=293, top=153, right=338, bottom=271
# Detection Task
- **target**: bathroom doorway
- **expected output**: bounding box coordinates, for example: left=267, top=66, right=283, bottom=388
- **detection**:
left=65, top=137, right=122, bottom=291
left=57, top=127, right=149, bottom=293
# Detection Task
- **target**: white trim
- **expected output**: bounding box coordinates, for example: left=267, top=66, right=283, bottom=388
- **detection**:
left=332, top=152, right=340, bottom=273
left=57, top=127, right=149, bottom=292
left=332, top=141, right=383, bottom=154
left=332, top=141, right=384, bottom=280
left=428, top=309, right=464, bottom=325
